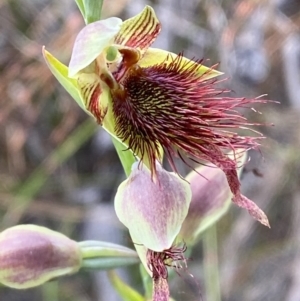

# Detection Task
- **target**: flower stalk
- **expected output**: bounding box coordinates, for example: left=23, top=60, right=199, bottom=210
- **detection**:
left=0, top=225, right=140, bottom=289
left=79, top=240, right=139, bottom=270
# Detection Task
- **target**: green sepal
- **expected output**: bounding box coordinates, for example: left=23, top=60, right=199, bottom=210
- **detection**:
left=140, top=48, right=223, bottom=80
left=75, top=0, right=85, bottom=20
left=108, top=270, right=144, bottom=301
left=42, top=47, right=91, bottom=116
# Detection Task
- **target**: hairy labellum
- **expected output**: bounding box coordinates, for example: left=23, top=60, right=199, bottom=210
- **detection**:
left=147, top=244, right=187, bottom=301
left=146, top=244, right=187, bottom=279
left=112, top=55, right=269, bottom=227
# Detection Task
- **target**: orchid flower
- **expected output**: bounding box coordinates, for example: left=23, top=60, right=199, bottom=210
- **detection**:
left=43, top=6, right=269, bottom=227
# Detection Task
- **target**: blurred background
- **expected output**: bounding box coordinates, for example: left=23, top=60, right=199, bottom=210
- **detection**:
left=1, top=0, right=300, bottom=300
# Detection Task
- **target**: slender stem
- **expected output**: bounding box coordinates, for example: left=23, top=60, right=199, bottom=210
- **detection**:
left=203, top=224, right=221, bottom=301
left=111, top=137, right=136, bottom=177
left=81, top=257, right=139, bottom=270
left=78, top=240, right=139, bottom=269
left=79, top=240, right=138, bottom=259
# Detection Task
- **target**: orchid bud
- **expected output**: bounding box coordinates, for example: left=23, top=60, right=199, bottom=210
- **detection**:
left=0, top=225, right=82, bottom=289
left=114, top=162, right=192, bottom=252
left=179, top=151, right=247, bottom=245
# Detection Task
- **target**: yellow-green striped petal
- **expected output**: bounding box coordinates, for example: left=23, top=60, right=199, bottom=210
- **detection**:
left=140, top=48, right=223, bottom=80
left=114, top=6, right=161, bottom=53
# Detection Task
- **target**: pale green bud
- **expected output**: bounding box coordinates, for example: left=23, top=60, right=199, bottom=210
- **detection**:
left=179, top=151, right=247, bottom=245
left=114, top=162, right=192, bottom=252
left=0, top=225, right=82, bottom=289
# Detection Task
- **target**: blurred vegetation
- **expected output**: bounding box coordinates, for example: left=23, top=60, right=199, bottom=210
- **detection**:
left=1, top=0, right=300, bottom=300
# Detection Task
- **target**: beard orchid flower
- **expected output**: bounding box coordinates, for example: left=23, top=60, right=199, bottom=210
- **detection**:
left=43, top=6, right=269, bottom=227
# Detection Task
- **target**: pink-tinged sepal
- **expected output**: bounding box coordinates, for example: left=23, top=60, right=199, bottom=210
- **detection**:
left=65, top=17, right=124, bottom=125
left=114, top=162, right=191, bottom=252
left=114, top=6, right=161, bottom=53
left=179, top=151, right=247, bottom=245
left=68, top=17, right=122, bottom=78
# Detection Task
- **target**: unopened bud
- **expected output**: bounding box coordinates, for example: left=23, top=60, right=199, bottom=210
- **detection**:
left=179, top=151, right=247, bottom=245
left=115, top=162, right=191, bottom=252
left=0, top=225, right=82, bottom=289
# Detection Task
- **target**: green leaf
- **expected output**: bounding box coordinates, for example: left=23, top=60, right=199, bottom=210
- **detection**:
left=82, top=0, right=104, bottom=24
left=42, top=47, right=91, bottom=116
left=139, top=264, right=152, bottom=300
left=75, top=0, right=85, bottom=19
left=108, top=270, right=144, bottom=301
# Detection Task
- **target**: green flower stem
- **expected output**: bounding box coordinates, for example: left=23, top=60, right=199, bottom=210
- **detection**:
left=203, top=224, right=221, bottom=301
left=76, top=0, right=104, bottom=25
left=79, top=240, right=140, bottom=270
left=81, top=257, right=139, bottom=270
left=108, top=270, right=144, bottom=301
left=79, top=240, right=138, bottom=258
left=112, top=137, right=136, bottom=177
left=75, top=0, right=85, bottom=19
left=75, top=0, right=104, bottom=25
